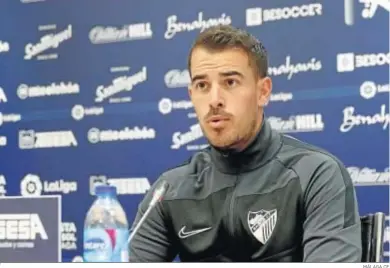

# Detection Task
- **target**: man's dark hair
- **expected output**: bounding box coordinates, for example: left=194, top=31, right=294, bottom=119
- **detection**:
left=187, top=25, right=268, bottom=78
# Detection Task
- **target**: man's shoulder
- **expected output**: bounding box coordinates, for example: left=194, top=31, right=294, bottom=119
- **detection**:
left=278, top=133, right=345, bottom=170
left=277, top=134, right=351, bottom=191
left=158, top=147, right=212, bottom=185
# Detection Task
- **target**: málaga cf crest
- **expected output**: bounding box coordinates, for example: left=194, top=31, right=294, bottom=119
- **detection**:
left=247, top=209, right=277, bottom=244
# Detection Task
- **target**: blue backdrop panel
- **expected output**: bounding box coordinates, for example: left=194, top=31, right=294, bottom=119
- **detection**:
left=0, top=0, right=388, bottom=262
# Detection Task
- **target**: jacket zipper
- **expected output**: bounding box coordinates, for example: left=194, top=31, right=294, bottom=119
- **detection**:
left=228, top=175, right=239, bottom=237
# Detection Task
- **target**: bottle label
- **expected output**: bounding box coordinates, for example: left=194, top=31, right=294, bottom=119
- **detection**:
left=83, top=228, right=129, bottom=262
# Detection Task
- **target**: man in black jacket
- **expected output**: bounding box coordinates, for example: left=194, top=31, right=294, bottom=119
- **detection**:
left=129, top=25, right=362, bottom=262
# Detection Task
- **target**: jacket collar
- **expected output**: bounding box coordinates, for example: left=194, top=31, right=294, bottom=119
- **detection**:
left=209, top=115, right=282, bottom=174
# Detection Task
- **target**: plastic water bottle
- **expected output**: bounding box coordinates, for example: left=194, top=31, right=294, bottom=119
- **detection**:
left=83, top=185, right=129, bottom=262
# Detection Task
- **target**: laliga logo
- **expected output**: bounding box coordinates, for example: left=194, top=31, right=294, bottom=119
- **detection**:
left=360, top=81, right=389, bottom=99
left=158, top=98, right=193, bottom=115
left=20, top=174, right=43, bottom=197
left=360, top=81, right=377, bottom=99
left=71, top=104, right=104, bottom=121
left=20, top=174, right=78, bottom=196
left=159, top=98, right=174, bottom=115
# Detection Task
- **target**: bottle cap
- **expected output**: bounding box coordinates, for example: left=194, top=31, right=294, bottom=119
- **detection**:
left=95, top=185, right=117, bottom=196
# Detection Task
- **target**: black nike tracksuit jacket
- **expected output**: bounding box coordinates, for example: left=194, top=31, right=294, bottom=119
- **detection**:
left=129, top=117, right=362, bottom=262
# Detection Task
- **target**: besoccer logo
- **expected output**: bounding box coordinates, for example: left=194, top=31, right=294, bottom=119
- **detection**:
left=20, top=174, right=43, bottom=196
left=337, top=53, right=355, bottom=72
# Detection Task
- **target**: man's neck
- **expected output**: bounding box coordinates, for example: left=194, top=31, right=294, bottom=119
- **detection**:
left=209, top=114, right=281, bottom=174
left=224, top=114, right=264, bottom=154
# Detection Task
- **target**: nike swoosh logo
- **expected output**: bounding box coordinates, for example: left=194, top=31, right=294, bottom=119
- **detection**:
left=178, top=226, right=212, bottom=239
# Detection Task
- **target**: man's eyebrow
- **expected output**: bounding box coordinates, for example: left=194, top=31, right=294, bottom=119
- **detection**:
left=191, top=74, right=207, bottom=83
left=219, top=71, right=244, bottom=78
left=191, top=71, right=244, bottom=83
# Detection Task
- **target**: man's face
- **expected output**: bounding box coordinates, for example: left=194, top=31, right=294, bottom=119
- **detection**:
left=188, top=46, right=271, bottom=150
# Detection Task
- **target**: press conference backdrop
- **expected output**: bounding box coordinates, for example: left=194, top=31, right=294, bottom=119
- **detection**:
left=0, top=0, right=389, bottom=262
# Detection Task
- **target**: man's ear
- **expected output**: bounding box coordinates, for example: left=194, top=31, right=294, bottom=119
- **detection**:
left=257, top=76, right=272, bottom=107
left=188, top=85, right=192, bottom=99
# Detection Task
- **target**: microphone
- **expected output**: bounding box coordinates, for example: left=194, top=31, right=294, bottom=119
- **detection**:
left=127, top=180, right=169, bottom=245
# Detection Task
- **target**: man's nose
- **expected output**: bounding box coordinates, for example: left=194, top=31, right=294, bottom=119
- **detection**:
left=209, top=86, right=225, bottom=109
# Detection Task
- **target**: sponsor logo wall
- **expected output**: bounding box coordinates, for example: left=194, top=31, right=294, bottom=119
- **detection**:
left=0, top=0, right=388, bottom=262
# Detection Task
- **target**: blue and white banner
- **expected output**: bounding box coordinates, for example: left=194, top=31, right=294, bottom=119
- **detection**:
left=0, top=0, right=388, bottom=262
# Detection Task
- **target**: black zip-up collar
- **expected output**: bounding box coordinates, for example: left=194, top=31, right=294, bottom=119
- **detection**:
left=210, top=116, right=282, bottom=174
